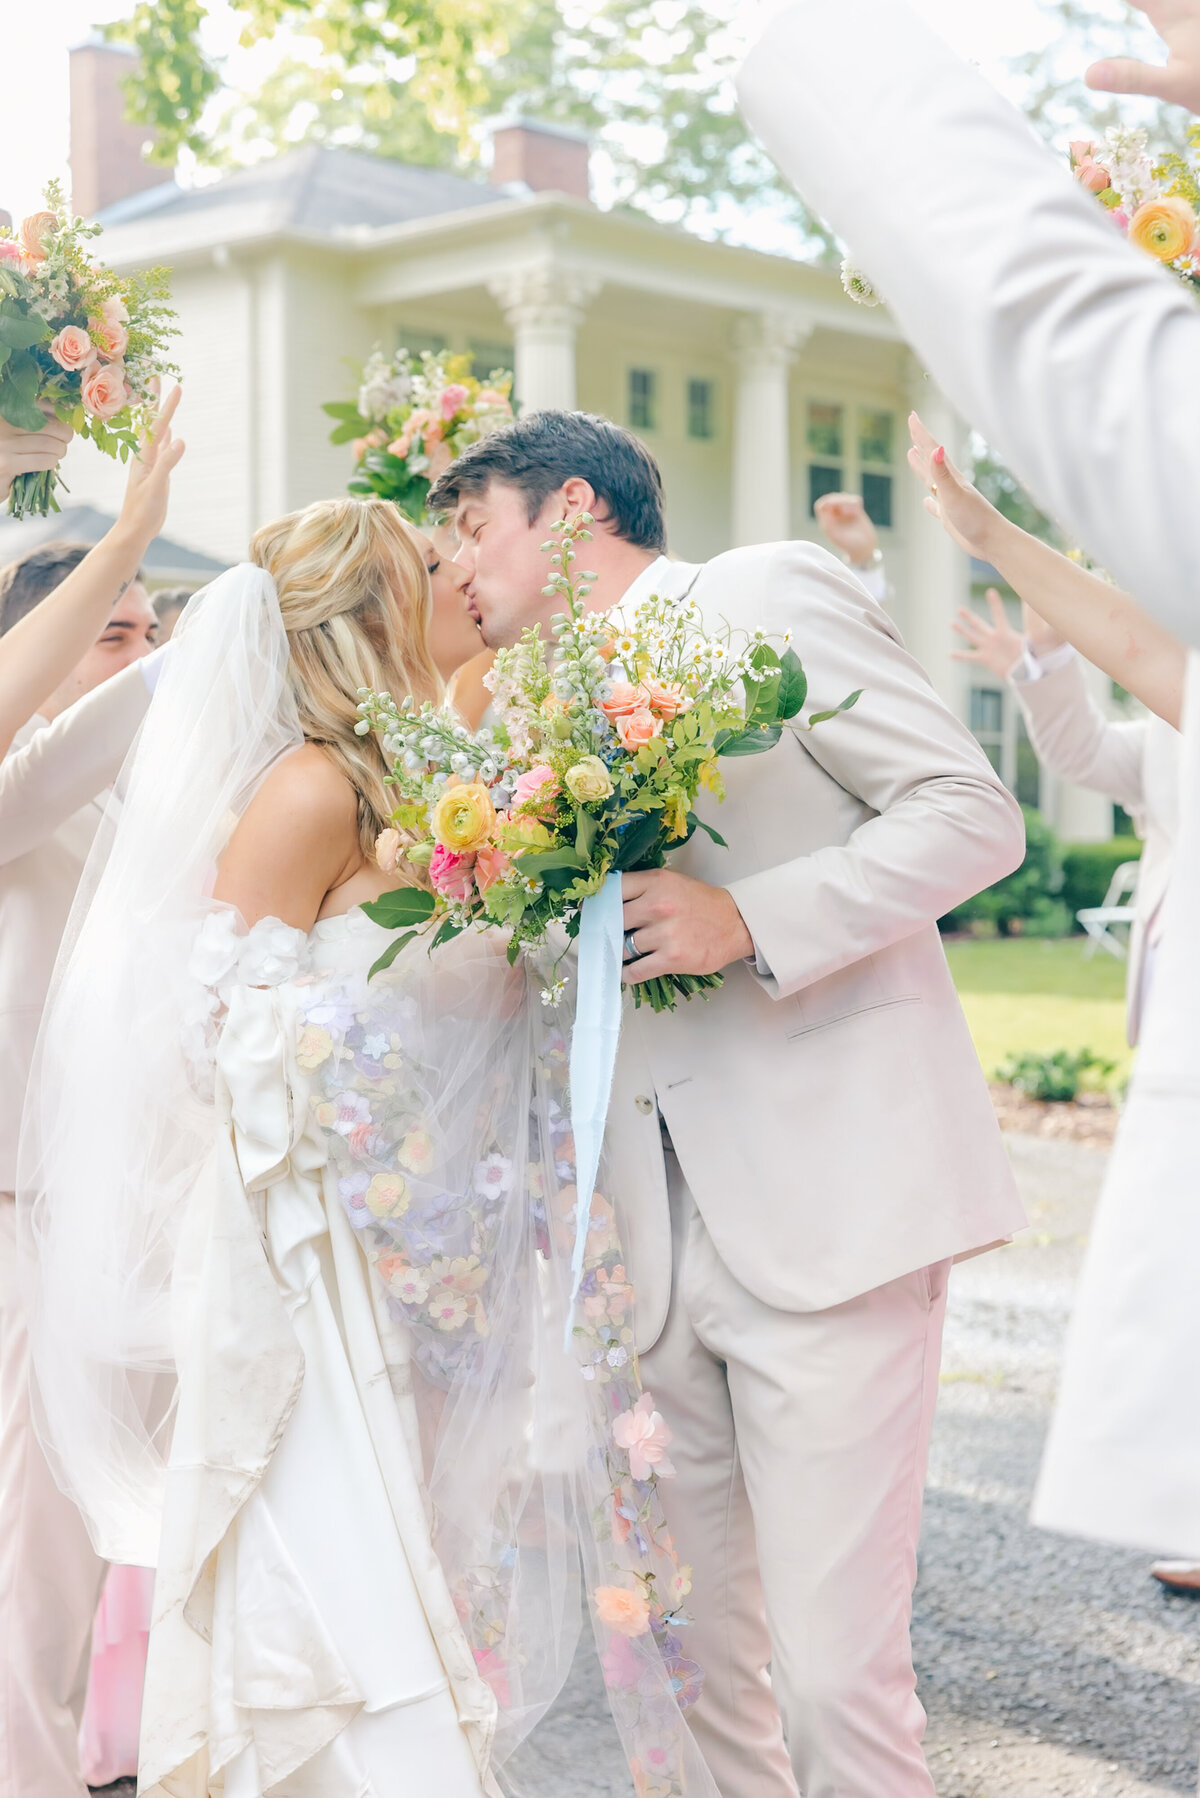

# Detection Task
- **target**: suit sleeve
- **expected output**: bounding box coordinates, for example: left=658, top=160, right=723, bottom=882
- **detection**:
left=1011, top=655, right=1150, bottom=818
left=736, top=0, right=1200, bottom=646
left=726, top=545, right=1026, bottom=999
left=0, top=664, right=149, bottom=867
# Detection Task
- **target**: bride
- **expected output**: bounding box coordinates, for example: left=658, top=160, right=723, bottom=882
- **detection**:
left=19, top=496, right=714, bottom=1797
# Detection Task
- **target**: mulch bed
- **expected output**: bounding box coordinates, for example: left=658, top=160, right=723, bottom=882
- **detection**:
left=989, top=1083, right=1120, bottom=1148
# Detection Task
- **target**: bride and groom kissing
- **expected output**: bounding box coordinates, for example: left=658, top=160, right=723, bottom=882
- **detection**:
left=27, top=405, right=1025, bottom=1797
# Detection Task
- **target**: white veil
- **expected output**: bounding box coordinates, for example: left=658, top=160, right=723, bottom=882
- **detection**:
left=17, top=564, right=301, bottom=1565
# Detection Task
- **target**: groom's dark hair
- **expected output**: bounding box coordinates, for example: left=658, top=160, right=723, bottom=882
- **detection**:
left=427, top=410, right=667, bottom=552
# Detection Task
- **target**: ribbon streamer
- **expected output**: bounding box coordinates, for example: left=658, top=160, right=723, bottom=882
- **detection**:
left=565, top=870, right=625, bottom=1346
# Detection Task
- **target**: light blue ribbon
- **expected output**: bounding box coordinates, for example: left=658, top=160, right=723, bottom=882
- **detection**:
left=565, top=870, right=625, bottom=1347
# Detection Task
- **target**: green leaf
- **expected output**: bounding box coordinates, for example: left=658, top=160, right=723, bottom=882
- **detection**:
left=717, top=725, right=783, bottom=758
left=0, top=352, right=47, bottom=431
left=614, top=811, right=667, bottom=871
left=746, top=642, right=782, bottom=728
left=368, top=927, right=422, bottom=979
left=806, top=689, right=863, bottom=727
left=691, top=816, right=728, bottom=848
left=329, top=420, right=367, bottom=445
left=514, top=847, right=586, bottom=875
left=775, top=648, right=809, bottom=721
left=574, top=806, right=599, bottom=860
left=322, top=400, right=369, bottom=424
left=360, top=887, right=437, bottom=929
left=431, top=917, right=464, bottom=950
left=0, top=310, right=49, bottom=351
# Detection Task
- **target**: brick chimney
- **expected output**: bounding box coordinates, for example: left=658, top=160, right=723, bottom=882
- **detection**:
left=70, top=41, right=164, bottom=218
left=489, top=119, right=591, bottom=203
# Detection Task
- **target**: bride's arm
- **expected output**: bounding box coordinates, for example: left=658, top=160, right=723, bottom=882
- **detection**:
left=908, top=413, right=1186, bottom=729
left=213, top=744, right=363, bottom=932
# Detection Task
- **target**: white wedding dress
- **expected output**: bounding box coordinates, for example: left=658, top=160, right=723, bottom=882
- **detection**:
left=141, top=906, right=496, bottom=1798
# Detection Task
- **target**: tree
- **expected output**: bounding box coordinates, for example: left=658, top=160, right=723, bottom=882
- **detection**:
left=1012, top=0, right=1191, bottom=155
left=107, top=0, right=834, bottom=247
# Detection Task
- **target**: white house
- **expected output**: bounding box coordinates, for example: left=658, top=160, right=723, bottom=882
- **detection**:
left=49, top=42, right=1116, bottom=842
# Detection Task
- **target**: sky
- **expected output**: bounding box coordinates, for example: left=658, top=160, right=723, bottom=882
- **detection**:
left=3, top=0, right=1058, bottom=226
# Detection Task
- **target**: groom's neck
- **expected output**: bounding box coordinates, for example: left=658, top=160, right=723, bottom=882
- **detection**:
left=552, top=536, right=660, bottom=628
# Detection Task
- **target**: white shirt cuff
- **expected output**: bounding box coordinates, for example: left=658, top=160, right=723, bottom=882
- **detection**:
left=140, top=644, right=170, bottom=695
left=854, top=560, right=890, bottom=606
left=1018, top=641, right=1075, bottom=683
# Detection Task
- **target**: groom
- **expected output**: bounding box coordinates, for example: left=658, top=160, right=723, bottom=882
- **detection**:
left=429, top=411, right=1026, bottom=1798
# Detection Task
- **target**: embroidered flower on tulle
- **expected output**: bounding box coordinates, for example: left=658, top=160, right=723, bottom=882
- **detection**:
left=296, top=1024, right=334, bottom=1069
left=613, top=1394, right=675, bottom=1483
left=473, top=1153, right=513, bottom=1199
left=428, top=1289, right=470, bottom=1331
left=594, top=1584, right=651, bottom=1637
left=364, top=1172, right=409, bottom=1219
left=397, top=1128, right=435, bottom=1174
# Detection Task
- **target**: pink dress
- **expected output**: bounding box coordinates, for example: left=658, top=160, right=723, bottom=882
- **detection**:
left=78, top=1564, right=155, bottom=1786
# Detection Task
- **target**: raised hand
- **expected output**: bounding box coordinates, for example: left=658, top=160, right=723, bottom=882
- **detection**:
left=1087, top=0, right=1200, bottom=111
left=951, top=589, right=1026, bottom=680
left=0, top=409, right=73, bottom=502
left=117, top=386, right=186, bottom=551
left=814, top=491, right=879, bottom=566
left=907, top=411, right=1007, bottom=563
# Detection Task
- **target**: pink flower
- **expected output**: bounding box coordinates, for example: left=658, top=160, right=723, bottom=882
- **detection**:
left=81, top=360, right=131, bottom=421
left=600, top=1630, right=643, bottom=1688
left=375, top=827, right=403, bottom=873
left=511, top=763, right=560, bottom=814
left=440, top=382, right=471, bottom=419
left=614, top=709, right=661, bottom=752
left=49, top=326, right=97, bottom=373
left=87, top=313, right=129, bottom=360
left=473, top=1647, right=511, bottom=1706
left=594, top=1584, right=651, bottom=1637
left=474, top=842, right=512, bottom=892
left=387, top=433, right=412, bottom=460
left=1078, top=162, right=1112, bottom=195
left=18, top=210, right=57, bottom=261
left=0, top=241, right=23, bottom=265
left=600, top=680, right=642, bottom=719
left=613, top=1391, right=675, bottom=1482
left=429, top=843, right=476, bottom=902
left=641, top=678, right=685, bottom=718
left=475, top=388, right=511, bottom=411
left=426, top=436, right=453, bottom=483
left=101, top=295, right=130, bottom=328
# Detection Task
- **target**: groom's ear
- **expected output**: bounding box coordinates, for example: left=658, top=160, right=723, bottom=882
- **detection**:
left=559, top=475, right=598, bottom=519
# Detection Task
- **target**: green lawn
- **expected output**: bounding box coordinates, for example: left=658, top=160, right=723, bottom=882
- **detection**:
left=944, top=936, right=1131, bottom=1083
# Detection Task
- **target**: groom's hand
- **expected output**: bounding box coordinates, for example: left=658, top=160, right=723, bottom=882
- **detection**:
left=621, top=869, right=753, bottom=986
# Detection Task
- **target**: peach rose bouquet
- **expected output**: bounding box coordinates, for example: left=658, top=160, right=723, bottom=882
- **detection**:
left=324, top=345, right=513, bottom=523
left=356, top=512, right=859, bottom=1010
left=1069, top=125, right=1200, bottom=289
left=0, top=181, right=176, bottom=517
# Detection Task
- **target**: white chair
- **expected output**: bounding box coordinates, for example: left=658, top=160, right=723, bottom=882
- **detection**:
left=1077, top=860, right=1140, bottom=960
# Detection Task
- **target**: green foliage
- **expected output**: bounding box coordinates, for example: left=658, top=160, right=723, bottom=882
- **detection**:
left=1061, top=835, right=1142, bottom=923
left=995, top=1045, right=1116, bottom=1102
left=970, top=441, right=1061, bottom=548
left=1012, top=1, right=1193, bottom=160
left=942, top=805, right=1072, bottom=938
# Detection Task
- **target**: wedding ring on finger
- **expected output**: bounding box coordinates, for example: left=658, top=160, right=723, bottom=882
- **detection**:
left=623, top=930, right=642, bottom=964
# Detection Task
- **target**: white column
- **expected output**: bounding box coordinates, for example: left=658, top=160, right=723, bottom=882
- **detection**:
left=731, top=312, right=812, bottom=547
left=489, top=268, right=601, bottom=414
left=902, top=359, right=968, bottom=709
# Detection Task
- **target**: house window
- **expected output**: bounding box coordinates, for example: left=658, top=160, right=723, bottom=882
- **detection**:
left=970, top=685, right=1005, bottom=778
left=806, top=401, right=844, bottom=517
left=687, top=378, right=715, bottom=440
left=396, top=329, right=447, bottom=358
left=469, top=340, right=514, bottom=381
left=858, top=408, right=894, bottom=529
left=629, top=369, right=657, bottom=431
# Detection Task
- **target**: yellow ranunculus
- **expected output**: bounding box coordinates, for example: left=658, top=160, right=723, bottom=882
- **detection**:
left=1129, top=195, right=1197, bottom=264
left=564, top=756, right=614, bottom=804
left=431, top=781, right=497, bottom=854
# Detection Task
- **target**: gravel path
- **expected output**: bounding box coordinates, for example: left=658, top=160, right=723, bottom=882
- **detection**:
left=512, top=1133, right=1200, bottom=1796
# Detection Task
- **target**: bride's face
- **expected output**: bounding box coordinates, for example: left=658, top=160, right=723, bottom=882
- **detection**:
left=421, top=524, right=483, bottom=680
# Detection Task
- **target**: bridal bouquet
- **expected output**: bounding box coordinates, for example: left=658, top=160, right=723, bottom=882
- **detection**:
left=0, top=182, right=176, bottom=517
left=357, top=514, right=859, bottom=1012
left=324, top=346, right=513, bottom=522
left=1070, top=125, right=1200, bottom=288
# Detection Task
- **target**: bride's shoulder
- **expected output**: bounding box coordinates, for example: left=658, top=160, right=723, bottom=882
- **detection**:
left=251, top=743, right=359, bottom=832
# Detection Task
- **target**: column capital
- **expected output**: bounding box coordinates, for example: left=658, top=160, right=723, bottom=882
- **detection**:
left=732, top=309, right=815, bottom=365
left=488, top=265, right=602, bottom=330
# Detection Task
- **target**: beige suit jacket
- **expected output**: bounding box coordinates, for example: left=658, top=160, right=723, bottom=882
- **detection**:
left=0, top=665, right=150, bottom=1190
left=1012, top=656, right=1179, bottom=1046
left=604, top=545, right=1028, bottom=1352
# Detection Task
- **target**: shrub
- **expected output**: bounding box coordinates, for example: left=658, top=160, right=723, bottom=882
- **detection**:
left=941, top=805, right=1068, bottom=936
left=995, top=1047, right=1116, bottom=1103
left=1061, top=836, right=1142, bottom=924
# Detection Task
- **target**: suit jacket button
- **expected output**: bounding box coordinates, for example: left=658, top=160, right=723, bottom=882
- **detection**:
left=635, top=1094, right=655, bottom=1115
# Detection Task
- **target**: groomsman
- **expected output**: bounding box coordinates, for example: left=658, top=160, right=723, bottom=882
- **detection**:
left=430, top=410, right=1026, bottom=1798
left=0, top=420, right=182, bottom=1797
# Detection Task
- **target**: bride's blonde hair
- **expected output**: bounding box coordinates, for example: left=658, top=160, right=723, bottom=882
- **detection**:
left=250, top=496, right=440, bottom=857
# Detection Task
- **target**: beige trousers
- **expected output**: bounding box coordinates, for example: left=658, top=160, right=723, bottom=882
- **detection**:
left=0, top=1193, right=107, bottom=1798
left=641, top=1153, right=948, bottom=1798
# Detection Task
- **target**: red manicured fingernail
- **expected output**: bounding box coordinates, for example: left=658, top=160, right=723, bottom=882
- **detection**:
left=934, top=445, right=946, bottom=465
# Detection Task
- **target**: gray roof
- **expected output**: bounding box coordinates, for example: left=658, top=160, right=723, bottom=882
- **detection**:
left=0, top=507, right=226, bottom=584
left=95, top=145, right=506, bottom=237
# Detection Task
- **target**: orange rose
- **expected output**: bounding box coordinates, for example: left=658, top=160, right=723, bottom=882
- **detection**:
left=19, top=210, right=58, bottom=261
left=600, top=680, right=642, bottom=719
left=614, top=708, right=661, bottom=751
left=87, top=314, right=129, bottom=361
left=474, top=842, right=512, bottom=892
left=1129, top=195, right=1197, bottom=264
left=594, top=1584, right=651, bottom=1637
left=375, top=827, right=403, bottom=873
left=641, top=678, right=685, bottom=718
left=49, top=326, right=97, bottom=373
left=81, top=361, right=131, bottom=421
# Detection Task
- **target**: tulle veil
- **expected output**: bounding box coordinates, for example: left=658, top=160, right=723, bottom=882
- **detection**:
left=18, top=559, right=717, bottom=1794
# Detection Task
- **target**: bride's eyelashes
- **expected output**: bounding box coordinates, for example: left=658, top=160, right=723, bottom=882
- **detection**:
left=427, top=559, right=441, bottom=578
